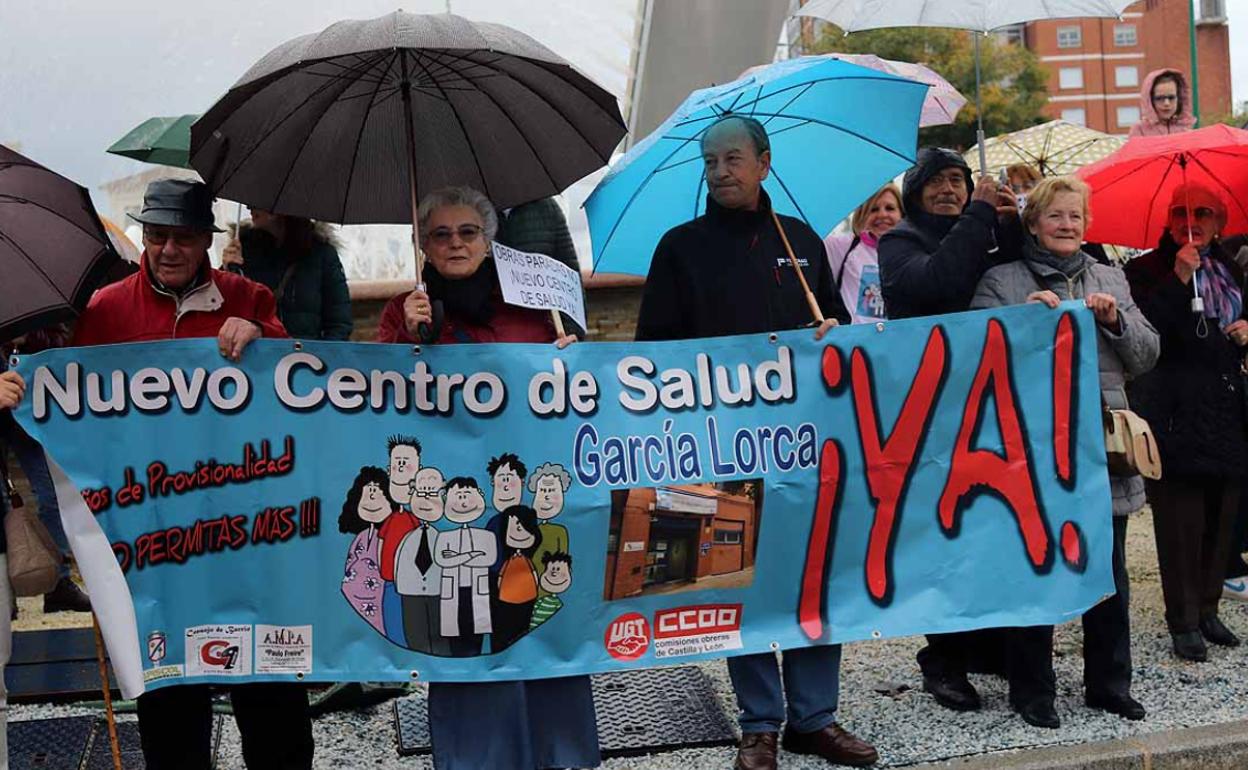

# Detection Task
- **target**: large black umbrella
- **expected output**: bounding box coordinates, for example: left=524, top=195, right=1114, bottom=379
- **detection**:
left=0, top=145, right=120, bottom=340
left=190, top=11, right=625, bottom=283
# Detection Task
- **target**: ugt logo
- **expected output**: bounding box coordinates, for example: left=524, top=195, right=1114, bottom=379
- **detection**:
left=604, top=613, right=650, bottom=661
left=200, top=640, right=241, bottom=670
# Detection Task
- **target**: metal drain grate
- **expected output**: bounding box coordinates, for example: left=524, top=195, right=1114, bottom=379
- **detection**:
left=592, top=667, right=737, bottom=757
left=393, top=667, right=736, bottom=758
left=9, top=716, right=93, bottom=770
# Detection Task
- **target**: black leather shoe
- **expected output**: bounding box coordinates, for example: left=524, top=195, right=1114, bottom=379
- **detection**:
left=1172, top=630, right=1208, bottom=661
left=1086, top=691, right=1146, bottom=720
left=1013, top=699, right=1060, bottom=729
left=922, top=671, right=981, bottom=711
left=42, top=577, right=91, bottom=614
left=1199, top=615, right=1241, bottom=647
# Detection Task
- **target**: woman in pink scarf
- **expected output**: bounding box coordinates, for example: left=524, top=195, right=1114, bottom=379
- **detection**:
left=824, top=183, right=904, bottom=324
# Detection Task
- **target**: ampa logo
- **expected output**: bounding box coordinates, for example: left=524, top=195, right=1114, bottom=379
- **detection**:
left=654, top=604, right=742, bottom=639
left=199, top=640, right=241, bottom=670
left=604, top=612, right=650, bottom=660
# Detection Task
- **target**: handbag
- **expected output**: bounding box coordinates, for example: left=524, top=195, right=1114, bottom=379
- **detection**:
left=1103, top=406, right=1162, bottom=480
left=5, top=478, right=62, bottom=597
left=1025, top=268, right=1162, bottom=479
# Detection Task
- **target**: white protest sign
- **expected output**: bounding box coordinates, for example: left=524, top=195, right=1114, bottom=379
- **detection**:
left=493, top=243, right=587, bottom=332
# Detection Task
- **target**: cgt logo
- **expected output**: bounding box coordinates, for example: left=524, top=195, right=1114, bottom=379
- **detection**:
left=654, top=604, right=742, bottom=639
left=604, top=613, right=650, bottom=660
left=199, top=640, right=241, bottom=670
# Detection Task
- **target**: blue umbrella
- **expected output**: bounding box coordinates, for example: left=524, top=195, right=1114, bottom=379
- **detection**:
left=585, top=56, right=928, bottom=277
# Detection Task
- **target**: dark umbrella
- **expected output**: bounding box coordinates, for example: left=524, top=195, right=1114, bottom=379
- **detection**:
left=189, top=11, right=626, bottom=285
left=0, top=145, right=120, bottom=341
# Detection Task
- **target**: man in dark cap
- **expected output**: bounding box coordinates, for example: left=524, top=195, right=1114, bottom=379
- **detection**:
left=878, top=153, right=1060, bottom=729
left=70, top=179, right=312, bottom=768
left=879, top=147, right=1020, bottom=319
left=636, top=116, right=871, bottom=770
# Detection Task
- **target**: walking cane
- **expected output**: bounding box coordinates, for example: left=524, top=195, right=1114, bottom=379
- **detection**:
left=770, top=211, right=826, bottom=324
left=92, top=613, right=123, bottom=770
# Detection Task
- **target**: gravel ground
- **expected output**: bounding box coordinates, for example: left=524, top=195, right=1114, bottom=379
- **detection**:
left=12, top=509, right=1248, bottom=769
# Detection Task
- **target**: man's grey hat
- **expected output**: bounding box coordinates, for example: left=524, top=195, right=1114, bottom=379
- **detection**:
left=127, top=179, right=223, bottom=232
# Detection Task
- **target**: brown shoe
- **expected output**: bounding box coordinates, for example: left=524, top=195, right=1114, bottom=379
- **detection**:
left=782, top=722, right=879, bottom=766
left=734, top=731, right=778, bottom=770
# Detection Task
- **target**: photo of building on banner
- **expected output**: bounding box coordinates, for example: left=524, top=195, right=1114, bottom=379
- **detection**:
left=14, top=302, right=1112, bottom=697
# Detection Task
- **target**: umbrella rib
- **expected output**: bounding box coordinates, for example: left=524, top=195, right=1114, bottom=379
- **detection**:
left=767, top=164, right=813, bottom=228
left=268, top=59, right=384, bottom=211
left=425, top=51, right=562, bottom=190
left=428, top=48, right=620, bottom=165
left=1187, top=154, right=1248, bottom=227
left=0, top=194, right=116, bottom=244
left=654, top=119, right=818, bottom=174
left=338, top=50, right=402, bottom=225
left=671, top=75, right=923, bottom=130
left=1140, top=160, right=1178, bottom=242
left=212, top=51, right=390, bottom=194
left=410, top=50, right=494, bottom=201
left=718, top=111, right=917, bottom=165
left=592, top=131, right=707, bottom=266
left=757, top=83, right=815, bottom=130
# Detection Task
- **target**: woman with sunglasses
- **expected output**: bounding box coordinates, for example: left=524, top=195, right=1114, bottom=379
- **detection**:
left=1129, top=69, right=1195, bottom=138
left=1125, top=183, right=1248, bottom=662
left=376, top=186, right=592, bottom=770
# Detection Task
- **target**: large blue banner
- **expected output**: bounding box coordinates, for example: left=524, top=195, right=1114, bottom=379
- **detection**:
left=14, top=302, right=1112, bottom=695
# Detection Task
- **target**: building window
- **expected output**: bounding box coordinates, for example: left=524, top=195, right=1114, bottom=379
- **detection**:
left=1117, top=106, right=1142, bottom=128
left=995, top=23, right=1025, bottom=45
left=1059, top=67, right=1084, bottom=90
left=1201, top=0, right=1227, bottom=21
left=713, top=529, right=742, bottom=545
left=1057, top=26, right=1082, bottom=48
left=1061, top=108, right=1087, bottom=126
left=1113, top=24, right=1137, bottom=46
left=1115, top=66, right=1139, bottom=88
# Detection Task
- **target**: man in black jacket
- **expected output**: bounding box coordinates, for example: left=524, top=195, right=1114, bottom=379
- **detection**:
left=879, top=147, right=1020, bottom=319
left=637, top=116, right=871, bottom=770
left=879, top=149, right=1061, bottom=729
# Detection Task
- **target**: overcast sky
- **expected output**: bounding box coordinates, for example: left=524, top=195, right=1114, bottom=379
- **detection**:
left=1, top=0, right=1245, bottom=195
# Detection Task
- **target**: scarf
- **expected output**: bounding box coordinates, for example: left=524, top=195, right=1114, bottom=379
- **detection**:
left=858, top=231, right=880, bottom=250
left=426, top=256, right=499, bottom=326
left=1194, top=248, right=1243, bottom=329
left=1023, top=233, right=1091, bottom=279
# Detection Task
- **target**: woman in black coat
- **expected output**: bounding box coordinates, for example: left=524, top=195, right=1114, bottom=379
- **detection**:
left=1125, top=182, right=1248, bottom=662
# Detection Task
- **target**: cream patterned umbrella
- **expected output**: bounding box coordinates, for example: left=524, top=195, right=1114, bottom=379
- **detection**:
left=965, top=120, right=1125, bottom=177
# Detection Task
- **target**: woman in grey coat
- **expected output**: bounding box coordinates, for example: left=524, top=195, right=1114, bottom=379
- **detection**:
left=972, top=176, right=1160, bottom=722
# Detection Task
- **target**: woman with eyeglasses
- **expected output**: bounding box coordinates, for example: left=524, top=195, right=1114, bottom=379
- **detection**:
left=376, top=186, right=594, bottom=770
left=1125, top=182, right=1248, bottom=662
left=1129, top=69, right=1195, bottom=138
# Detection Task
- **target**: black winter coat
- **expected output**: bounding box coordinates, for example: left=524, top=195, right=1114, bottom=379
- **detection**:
left=879, top=202, right=1022, bottom=319
left=635, top=192, right=849, bottom=341
left=1124, top=236, right=1248, bottom=478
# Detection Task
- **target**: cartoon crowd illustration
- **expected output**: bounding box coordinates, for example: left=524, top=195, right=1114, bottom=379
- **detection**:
left=338, top=435, right=574, bottom=656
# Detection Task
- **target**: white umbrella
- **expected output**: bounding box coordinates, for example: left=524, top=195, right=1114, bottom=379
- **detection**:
left=795, top=0, right=1134, bottom=172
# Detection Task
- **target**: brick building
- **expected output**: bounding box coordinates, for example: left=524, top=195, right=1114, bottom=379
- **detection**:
left=603, top=484, right=760, bottom=601
left=1019, top=0, right=1231, bottom=134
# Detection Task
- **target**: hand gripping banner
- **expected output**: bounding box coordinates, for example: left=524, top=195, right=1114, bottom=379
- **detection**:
left=13, top=302, right=1112, bottom=696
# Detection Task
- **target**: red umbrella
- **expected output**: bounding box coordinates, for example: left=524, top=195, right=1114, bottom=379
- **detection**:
left=1078, top=125, right=1248, bottom=249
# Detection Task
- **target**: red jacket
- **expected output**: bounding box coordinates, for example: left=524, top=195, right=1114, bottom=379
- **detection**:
left=73, top=254, right=288, bottom=346
left=376, top=291, right=554, bottom=345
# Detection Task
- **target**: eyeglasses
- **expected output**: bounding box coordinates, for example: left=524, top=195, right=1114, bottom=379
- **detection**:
left=427, top=225, right=484, bottom=245
left=143, top=228, right=202, bottom=247
left=1169, top=206, right=1217, bottom=221
left=1152, top=94, right=1179, bottom=103
left=410, top=488, right=441, bottom=499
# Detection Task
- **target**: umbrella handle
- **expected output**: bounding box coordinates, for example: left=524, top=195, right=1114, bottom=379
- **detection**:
left=770, top=211, right=825, bottom=324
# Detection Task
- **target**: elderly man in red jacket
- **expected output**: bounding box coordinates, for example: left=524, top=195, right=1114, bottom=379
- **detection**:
left=73, top=180, right=312, bottom=769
